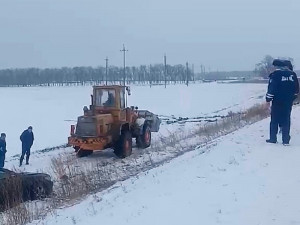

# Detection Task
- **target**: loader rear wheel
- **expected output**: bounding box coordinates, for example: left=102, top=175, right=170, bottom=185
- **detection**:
left=114, top=131, right=132, bottom=158
left=77, top=149, right=93, bottom=158
left=137, top=125, right=151, bottom=149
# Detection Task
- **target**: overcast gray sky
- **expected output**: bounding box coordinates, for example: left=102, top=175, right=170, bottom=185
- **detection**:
left=0, top=0, right=299, bottom=71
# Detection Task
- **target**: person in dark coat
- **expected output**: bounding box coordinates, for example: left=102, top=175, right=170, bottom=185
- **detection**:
left=278, top=60, right=296, bottom=134
left=266, top=59, right=299, bottom=145
left=0, top=133, right=7, bottom=168
left=103, top=92, right=115, bottom=107
left=20, top=126, right=34, bottom=166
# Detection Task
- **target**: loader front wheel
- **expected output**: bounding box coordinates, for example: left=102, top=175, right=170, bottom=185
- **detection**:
left=114, top=131, right=132, bottom=158
left=137, top=125, right=151, bottom=149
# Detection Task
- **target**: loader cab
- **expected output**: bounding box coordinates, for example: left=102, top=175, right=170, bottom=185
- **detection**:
left=92, top=85, right=129, bottom=110
left=94, top=89, right=117, bottom=108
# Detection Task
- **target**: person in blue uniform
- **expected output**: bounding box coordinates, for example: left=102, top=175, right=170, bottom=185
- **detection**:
left=266, top=59, right=299, bottom=145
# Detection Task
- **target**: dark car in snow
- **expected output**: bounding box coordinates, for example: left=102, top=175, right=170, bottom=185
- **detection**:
left=0, top=168, right=53, bottom=211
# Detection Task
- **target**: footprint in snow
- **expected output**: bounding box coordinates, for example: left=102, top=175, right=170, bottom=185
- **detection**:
left=229, top=157, right=239, bottom=165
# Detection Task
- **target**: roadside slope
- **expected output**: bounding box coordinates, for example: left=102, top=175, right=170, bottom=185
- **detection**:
left=29, top=106, right=300, bottom=225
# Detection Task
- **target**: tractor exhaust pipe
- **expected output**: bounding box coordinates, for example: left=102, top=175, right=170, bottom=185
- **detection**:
left=70, top=125, right=75, bottom=136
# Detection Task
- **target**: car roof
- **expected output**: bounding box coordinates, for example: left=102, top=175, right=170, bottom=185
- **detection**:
left=0, top=170, right=7, bottom=180
left=0, top=168, right=12, bottom=173
left=0, top=168, right=13, bottom=180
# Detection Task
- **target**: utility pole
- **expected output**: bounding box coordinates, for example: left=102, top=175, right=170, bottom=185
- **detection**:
left=105, top=57, right=108, bottom=85
left=149, top=64, right=152, bottom=88
left=186, top=62, right=189, bottom=86
left=120, top=44, right=128, bottom=86
left=192, top=63, right=195, bottom=82
left=164, top=54, right=167, bottom=88
left=201, top=64, right=206, bottom=74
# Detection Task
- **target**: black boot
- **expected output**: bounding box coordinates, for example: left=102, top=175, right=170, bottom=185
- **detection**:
left=283, top=136, right=291, bottom=146
left=266, top=139, right=277, bottom=144
left=19, top=159, right=23, bottom=167
left=26, top=156, right=29, bottom=165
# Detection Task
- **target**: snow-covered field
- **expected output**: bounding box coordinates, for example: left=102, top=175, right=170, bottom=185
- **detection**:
left=0, top=83, right=266, bottom=158
left=2, top=82, right=299, bottom=225
left=28, top=106, right=300, bottom=225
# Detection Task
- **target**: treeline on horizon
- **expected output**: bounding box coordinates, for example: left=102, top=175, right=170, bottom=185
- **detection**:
left=0, top=64, right=259, bottom=87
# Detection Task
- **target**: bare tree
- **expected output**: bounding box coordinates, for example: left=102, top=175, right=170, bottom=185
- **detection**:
left=255, top=55, right=274, bottom=79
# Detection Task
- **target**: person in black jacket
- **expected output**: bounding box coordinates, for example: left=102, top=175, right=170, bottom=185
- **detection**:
left=0, top=133, right=7, bottom=168
left=266, top=59, right=299, bottom=145
left=20, top=126, right=34, bottom=166
left=278, top=60, right=296, bottom=134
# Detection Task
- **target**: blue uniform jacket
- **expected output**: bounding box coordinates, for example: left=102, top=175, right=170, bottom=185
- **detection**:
left=266, top=68, right=299, bottom=104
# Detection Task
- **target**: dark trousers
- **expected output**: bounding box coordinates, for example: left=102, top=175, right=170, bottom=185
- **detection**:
left=0, top=154, right=5, bottom=168
left=20, top=147, right=31, bottom=164
left=270, top=103, right=292, bottom=143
